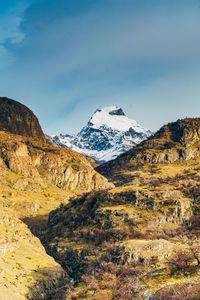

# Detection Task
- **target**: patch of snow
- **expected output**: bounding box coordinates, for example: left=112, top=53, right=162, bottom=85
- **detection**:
left=90, top=106, right=148, bottom=133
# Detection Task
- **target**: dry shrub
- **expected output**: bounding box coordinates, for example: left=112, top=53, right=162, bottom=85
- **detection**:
left=151, top=283, right=200, bottom=300
left=167, top=249, right=194, bottom=274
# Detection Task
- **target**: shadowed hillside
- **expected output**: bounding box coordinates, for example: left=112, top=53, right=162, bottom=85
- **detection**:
left=0, top=97, right=45, bottom=139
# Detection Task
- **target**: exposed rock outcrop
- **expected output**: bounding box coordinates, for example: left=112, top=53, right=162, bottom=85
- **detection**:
left=0, top=131, right=113, bottom=192
left=115, top=239, right=185, bottom=265
left=0, top=97, right=45, bottom=139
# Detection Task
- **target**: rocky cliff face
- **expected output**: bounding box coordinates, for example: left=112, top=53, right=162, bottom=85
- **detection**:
left=0, top=131, right=112, bottom=192
left=0, top=97, right=112, bottom=192
left=0, top=97, right=44, bottom=139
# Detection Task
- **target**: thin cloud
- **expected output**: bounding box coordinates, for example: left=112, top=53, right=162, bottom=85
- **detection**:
left=0, top=0, right=200, bottom=134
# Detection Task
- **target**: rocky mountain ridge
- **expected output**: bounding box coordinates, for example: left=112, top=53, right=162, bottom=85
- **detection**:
left=52, top=106, right=152, bottom=162
left=0, top=97, right=111, bottom=192
left=0, top=131, right=112, bottom=192
left=97, top=118, right=200, bottom=179
left=0, top=97, right=44, bottom=139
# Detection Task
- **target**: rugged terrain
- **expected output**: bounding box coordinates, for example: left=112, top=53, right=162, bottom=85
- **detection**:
left=98, top=118, right=200, bottom=179
left=1, top=97, right=200, bottom=299
left=52, top=106, right=151, bottom=162
left=0, top=97, right=44, bottom=139
left=43, top=118, right=200, bottom=299
left=0, top=98, right=111, bottom=299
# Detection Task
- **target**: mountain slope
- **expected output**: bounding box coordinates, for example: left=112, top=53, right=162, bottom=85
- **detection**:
left=0, top=97, right=113, bottom=299
left=97, top=118, right=200, bottom=181
left=0, top=205, right=66, bottom=300
left=52, top=106, right=151, bottom=162
left=44, top=117, right=200, bottom=299
left=0, top=130, right=112, bottom=299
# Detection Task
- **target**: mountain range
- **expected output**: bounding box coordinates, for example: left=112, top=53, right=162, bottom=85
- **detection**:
left=0, top=96, right=200, bottom=300
left=52, top=105, right=152, bottom=162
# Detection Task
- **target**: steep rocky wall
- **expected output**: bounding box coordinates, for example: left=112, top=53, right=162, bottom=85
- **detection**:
left=0, top=97, right=45, bottom=139
left=0, top=131, right=113, bottom=192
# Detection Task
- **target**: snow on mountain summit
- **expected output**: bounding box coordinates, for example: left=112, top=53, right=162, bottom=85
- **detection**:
left=90, top=106, right=148, bottom=133
left=52, top=106, right=152, bottom=163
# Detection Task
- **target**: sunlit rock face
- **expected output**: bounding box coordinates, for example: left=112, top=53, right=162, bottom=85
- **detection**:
left=0, top=131, right=113, bottom=192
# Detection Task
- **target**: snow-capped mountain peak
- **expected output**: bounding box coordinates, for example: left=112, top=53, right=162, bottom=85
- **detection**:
left=52, top=106, right=152, bottom=163
left=89, top=105, right=148, bottom=133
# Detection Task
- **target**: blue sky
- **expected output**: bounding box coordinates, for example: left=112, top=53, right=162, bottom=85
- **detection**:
left=0, top=0, right=200, bottom=134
